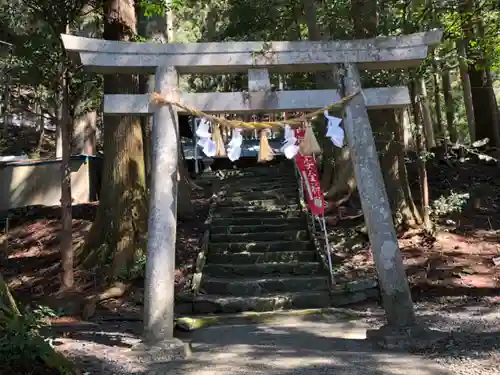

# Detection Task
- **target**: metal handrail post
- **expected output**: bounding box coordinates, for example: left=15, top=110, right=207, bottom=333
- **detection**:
left=293, top=159, right=335, bottom=286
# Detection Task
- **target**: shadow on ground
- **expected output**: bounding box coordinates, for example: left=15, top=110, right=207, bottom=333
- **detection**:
left=61, top=329, right=454, bottom=375
left=48, top=308, right=500, bottom=375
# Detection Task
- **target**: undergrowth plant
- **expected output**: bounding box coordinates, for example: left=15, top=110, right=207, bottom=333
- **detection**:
left=431, top=191, right=470, bottom=217
left=0, top=305, right=75, bottom=375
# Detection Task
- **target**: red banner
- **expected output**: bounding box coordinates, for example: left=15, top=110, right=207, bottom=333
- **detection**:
left=294, top=129, right=325, bottom=216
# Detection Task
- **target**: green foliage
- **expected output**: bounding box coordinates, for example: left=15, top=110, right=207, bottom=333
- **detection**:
left=1, top=0, right=497, bottom=123
left=139, top=0, right=186, bottom=17
left=113, top=250, right=147, bottom=281
left=0, top=0, right=101, bottom=128
left=139, top=0, right=168, bottom=17
left=431, top=191, right=470, bottom=217
left=419, top=150, right=435, bottom=163
left=128, top=251, right=148, bottom=280
left=0, top=305, right=74, bottom=375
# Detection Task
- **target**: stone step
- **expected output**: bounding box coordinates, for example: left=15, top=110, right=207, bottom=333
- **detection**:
left=196, top=172, right=220, bottom=179
left=210, top=230, right=308, bottom=243
left=223, top=175, right=295, bottom=183
left=223, top=166, right=294, bottom=176
left=225, top=183, right=297, bottom=193
left=194, top=176, right=221, bottom=185
left=211, top=216, right=306, bottom=227
left=208, top=250, right=316, bottom=264
left=217, top=198, right=298, bottom=208
left=224, top=176, right=296, bottom=185
left=203, top=262, right=325, bottom=278
left=213, top=207, right=301, bottom=219
left=223, top=180, right=297, bottom=191
left=192, top=291, right=332, bottom=314
left=210, top=222, right=304, bottom=235
left=224, top=189, right=298, bottom=200
left=222, top=167, right=294, bottom=178
left=209, top=240, right=310, bottom=254
left=222, top=175, right=297, bottom=186
left=201, top=275, right=329, bottom=296
left=216, top=204, right=300, bottom=212
left=199, top=173, right=224, bottom=180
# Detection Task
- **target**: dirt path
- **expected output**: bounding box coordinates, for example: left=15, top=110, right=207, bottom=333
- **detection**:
left=50, top=297, right=500, bottom=375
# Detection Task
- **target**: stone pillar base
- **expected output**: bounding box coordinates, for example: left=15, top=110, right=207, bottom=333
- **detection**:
left=131, top=338, right=191, bottom=363
left=366, top=324, right=449, bottom=351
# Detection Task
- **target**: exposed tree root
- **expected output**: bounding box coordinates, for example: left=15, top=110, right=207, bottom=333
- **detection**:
left=325, top=191, right=354, bottom=213
left=82, top=281, right=128, bottom=320
left=188, top=178, right=204, bottom=191
left=325, top=152, right=357, bottom=202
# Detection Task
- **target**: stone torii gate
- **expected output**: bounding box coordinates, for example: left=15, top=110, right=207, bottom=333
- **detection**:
left=62, top=30, right=442, bottom=351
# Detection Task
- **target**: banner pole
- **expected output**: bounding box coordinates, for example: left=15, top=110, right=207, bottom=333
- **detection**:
left=319, top=215, right=335, bottom=286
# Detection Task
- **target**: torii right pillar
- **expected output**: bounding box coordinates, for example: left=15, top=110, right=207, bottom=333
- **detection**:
left=340, top=63, right=446, bottom=350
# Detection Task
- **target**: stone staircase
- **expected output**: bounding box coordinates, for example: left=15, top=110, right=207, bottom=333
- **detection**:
left=192, top=162, right=333, bottom=314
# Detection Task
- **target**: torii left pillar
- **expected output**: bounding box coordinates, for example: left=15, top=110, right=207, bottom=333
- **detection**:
left=140, top=66, right=188, bottom=358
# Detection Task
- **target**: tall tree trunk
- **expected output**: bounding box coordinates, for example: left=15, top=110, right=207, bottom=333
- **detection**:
left=201, top=3, right=218, bottom=40
left=460, top=0, right=500, bottom=147
left=477, top=18, right=500, bottom=148
left=441, top=69, right=457, bottom=143
left=475, top=19, right=500, bottom=148
left=84, top=111, right=97, bottom=155
left=456, top=39, right=476, bottom=141
left=36, top=96, right=45, bottom=153
left=178, top=142, right=196, bottom=219
left=399, top=107, right=413, bottom=150
left=325, top=147, right=356, bottom=201
left=58, top=23, right=74, bottom=291
left=325, top=0, right=379, bottom=201
left=468, top=61, right=499, bottom=147
left=410, top=80, right=432, bottom=230
left=373, top=109, right=422, bottom=227
left=74, top=111, right=97, bottom=155
left=83, top=0, right=148, bottom=279
left=139, top=81, right=152, bottom=187
left=56, top=120, right=63, bottom=158
left=432, top=69, right=443, bottom=145
left=418, top=78, right=436, bottom=149
left=166, top=2, right=175, bottom=42
left=2, top=67, right=11, bottom=137
left=301, top=0, right=322, bottom=41
left=60, top=63, right=73, bottom=290
left=346, top=0, right=421, bottom=227
left=301, top=0, right=347, bottom=202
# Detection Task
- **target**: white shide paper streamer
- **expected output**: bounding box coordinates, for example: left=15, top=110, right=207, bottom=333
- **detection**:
left=280, top=125, right=300, bottom=159
left=196, top=118, right=216, bottom=157
left=324, top=110, right=344, bottom=148
left=227, top=128, right=243, bottom=161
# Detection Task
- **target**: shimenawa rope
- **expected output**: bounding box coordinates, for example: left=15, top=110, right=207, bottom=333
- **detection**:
left=150, top=90, right=360, bottom=129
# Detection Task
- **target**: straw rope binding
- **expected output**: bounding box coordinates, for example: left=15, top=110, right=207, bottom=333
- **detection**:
left=150, top=90, right=360, bottom=129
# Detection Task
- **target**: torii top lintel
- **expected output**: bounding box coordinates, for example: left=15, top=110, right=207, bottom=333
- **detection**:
left=61, top=30, right=442, bottom=75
